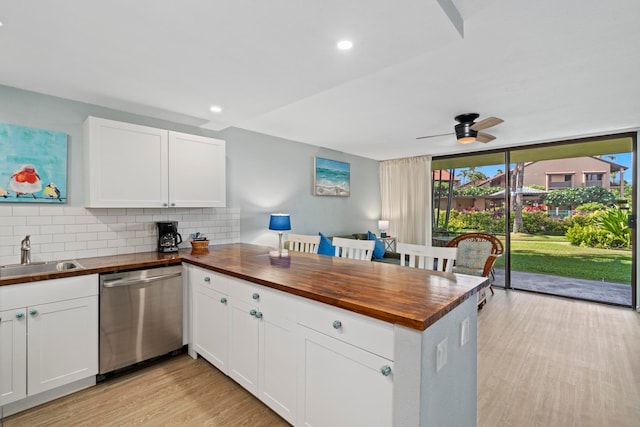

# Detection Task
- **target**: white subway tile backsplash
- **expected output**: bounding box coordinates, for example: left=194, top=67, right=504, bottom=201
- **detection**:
left=52, top=216, right=76, bottom=225
left=64, top=224, right=88, bottom=234
left=63, top=207, right=88, bottom=216
left=27, top=216, right=53, bottom=226
left=53, top=234, right=77, bottom=243
left=3, top=216, right=27, bottom=226
left=87, top=240, right=108, bottom=249
left=0, top=206, right=240, bottom=266
left=13, top=206, right=40, bottom=216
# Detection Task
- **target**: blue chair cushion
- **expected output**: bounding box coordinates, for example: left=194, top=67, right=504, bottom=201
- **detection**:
left=317, top=232, right=335, bottom=256
left=367, top=231, right=386, bottom=260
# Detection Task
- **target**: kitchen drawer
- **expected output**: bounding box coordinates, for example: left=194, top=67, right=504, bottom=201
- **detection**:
left=0, top=275, right=98, bottom=310
left=188, top=266, right=228, bottom=294
left=297, top=300, right=394, bottom=360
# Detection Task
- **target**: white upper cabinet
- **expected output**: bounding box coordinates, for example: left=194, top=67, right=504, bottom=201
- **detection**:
left=169, top=131, right=226, bottom=207
left=84, top=117, right=226, bottom=208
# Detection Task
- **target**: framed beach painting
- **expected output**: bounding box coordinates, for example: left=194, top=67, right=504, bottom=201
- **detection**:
left=314, top=157, right=350, bottom=196
left=0, top=122, right=68, bottom=203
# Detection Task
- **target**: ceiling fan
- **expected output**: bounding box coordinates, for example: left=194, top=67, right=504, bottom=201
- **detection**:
left=417, top=113, right=504, bottom=144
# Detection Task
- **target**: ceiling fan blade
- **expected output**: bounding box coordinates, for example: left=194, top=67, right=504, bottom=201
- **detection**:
left=470, top=117, right=504, bottom=131
left=416, top=132, right=454, bottom=140
left=476, top=132, right=496, bottom=143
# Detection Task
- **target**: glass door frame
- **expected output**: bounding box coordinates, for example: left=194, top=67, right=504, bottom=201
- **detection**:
left=432, top=131, right=637, bottom=308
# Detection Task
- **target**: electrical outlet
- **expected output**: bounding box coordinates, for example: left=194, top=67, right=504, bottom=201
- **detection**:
left=146, top=223, right=156, bottom=237
left=436, top=337, right=448, bottom=372
left=461, top=317, right=470, bottom=347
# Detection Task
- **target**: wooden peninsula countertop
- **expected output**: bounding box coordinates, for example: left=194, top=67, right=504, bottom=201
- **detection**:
left=0, top=243, right=487, bottom=331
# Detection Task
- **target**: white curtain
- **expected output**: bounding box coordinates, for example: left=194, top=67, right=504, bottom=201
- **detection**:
left=379, top=156, right=432, bottom=245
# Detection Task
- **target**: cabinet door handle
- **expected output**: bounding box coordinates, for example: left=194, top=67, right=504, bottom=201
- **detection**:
left=220, top=297, right=227, bottom=304
left=255, top=311, right=263, bottom=319
left=380, top=365, right=392, bottom=376
left=250, top=309, right=257, bottom=316
left=252, top=293, right=260, bottom=300
left=16, top=312, right=25, bottom=319
left=332, top=320, right=342, bottom=329
left=204, top=276, right=211, bottom=283
left=29, top=309, right=38, bottom=316
left=170, top=203, right=176, bottom=207
left=162, top=203, right=168, bottom=207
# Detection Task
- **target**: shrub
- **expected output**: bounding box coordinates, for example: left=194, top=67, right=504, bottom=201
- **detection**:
left=520, top=211, right=566, bottom=234
left=565, top=208, right=631, bottom=248
left=575, top=202, right=607, bottom=213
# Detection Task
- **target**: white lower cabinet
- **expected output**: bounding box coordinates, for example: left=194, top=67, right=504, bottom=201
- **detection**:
left=191, top=268, right=230, bottom=373
left=228, top=298, right=260, bottom=393
left=0, top=275, right=99, bottom=409
left=188, top=266, right=397, bottom=427
left=296, top=301, right=395, bottom=427
left=0, top=308, right=27, bottom=405
left=298, top=326, right=393, bottom=427
left=189, top=266, right=297, bottom=424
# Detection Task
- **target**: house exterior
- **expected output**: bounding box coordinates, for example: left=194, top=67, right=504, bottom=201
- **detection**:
left=436, top=156, right=628, bottom=212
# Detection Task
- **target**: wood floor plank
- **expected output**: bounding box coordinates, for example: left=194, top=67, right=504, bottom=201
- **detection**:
left=478, top=288, right=640, bottom=427
left=4, top=288, right=639, bottom=426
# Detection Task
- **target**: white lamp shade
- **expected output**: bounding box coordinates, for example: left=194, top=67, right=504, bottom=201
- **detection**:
left=378, top=220, right=389, bottom=230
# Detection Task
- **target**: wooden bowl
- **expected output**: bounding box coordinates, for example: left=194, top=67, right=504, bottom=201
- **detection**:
left=190, top=239, right=210, bottom=254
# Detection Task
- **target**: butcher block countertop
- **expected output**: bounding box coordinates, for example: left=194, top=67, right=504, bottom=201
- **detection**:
left=0, top=243, right=487, bottom=331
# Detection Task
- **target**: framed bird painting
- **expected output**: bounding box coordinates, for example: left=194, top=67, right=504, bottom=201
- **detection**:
left=0, top=122, right=68, bottom=203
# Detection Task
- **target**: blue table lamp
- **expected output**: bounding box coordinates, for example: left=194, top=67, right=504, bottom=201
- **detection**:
left=269, top=213, right=291, bottom=257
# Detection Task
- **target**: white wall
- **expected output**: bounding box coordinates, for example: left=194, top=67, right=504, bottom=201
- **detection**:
left=0, top=85, right=381, bottom=263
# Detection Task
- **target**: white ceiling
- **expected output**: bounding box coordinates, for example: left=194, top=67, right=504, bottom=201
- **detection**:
left=2, top=0, right=639, bottom=160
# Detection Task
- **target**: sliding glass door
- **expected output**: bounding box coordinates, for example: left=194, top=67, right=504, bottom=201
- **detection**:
left=432, top=133, right=636, bottom=307
left=507, top=137, right=634, bottom=306
left=432, top=151, right=507, bottom=289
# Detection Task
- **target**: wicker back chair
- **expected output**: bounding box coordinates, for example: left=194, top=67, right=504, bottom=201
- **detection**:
left=446, top=232, right=504, bottom=299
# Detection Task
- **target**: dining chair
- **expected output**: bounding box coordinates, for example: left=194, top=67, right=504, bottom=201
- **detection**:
left=332, top=237, right=375, bottom=261
left=287, top=233, right=321, bottom=254
left=446, top=232, right=504, bottom=307
left=397, top=243, right=457, bottom=273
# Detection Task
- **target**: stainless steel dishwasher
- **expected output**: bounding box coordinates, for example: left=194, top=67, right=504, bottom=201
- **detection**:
left=99, top=265, right=183, bottom=375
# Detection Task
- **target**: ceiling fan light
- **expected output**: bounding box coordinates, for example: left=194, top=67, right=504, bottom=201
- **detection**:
left=455, top=122, right=477, bottom=144
left=457, top=136, right=476, bottom=144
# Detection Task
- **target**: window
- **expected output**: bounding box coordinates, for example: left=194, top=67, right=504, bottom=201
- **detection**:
left=547, top=173, right=573, bottom=189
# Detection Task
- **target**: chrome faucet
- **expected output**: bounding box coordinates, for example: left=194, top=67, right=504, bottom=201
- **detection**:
left=20, top=235, right=31, bottom=264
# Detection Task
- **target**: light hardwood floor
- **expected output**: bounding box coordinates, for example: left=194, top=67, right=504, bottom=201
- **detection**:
left=3, top=288, right=639, bottom=426
left=478, top=288, right=640, bottom=427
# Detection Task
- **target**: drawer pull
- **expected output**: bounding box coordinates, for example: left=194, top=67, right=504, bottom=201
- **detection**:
left=250, top=309, right=257, bottom=316
left=380, top=365, right=392, bottom=376
left=220, top=297, right=227, bottom=304
left=252, top=292, right=260, bottom=300
left=332, top=320, right=342, bottom=329
left=16, top=312, right=25, bottom=319
left=255, top=311, right=263, bottom=319
left=29, top=309, right=38, bottom=316
left=204, top=276, right=211, bottom=283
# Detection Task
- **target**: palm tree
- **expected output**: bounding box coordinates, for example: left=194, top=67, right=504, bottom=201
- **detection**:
left=511, top=162, right=525, bottom=233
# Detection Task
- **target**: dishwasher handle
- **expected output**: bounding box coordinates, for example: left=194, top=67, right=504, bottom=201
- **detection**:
left=102, top=271, right=182, bottom=288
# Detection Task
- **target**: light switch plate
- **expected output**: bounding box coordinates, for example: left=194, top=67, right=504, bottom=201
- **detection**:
left=461, top=317, right=470, bottom=347
left=436, top=337, right=448, bottom=372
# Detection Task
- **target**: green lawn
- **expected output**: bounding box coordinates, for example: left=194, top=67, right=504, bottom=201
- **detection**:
left=493, top=234, right=632, bottom=285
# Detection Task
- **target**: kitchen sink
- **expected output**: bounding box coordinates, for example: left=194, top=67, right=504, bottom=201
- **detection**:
left=0, top=260, right=85, bottom=278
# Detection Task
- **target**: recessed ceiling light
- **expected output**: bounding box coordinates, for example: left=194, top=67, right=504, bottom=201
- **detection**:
left=337, top=40, right=353, bottom=50
left=209, top=105, right=222, bottom=113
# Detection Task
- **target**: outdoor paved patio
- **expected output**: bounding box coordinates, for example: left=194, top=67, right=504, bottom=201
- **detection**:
left=492, top=269, right=632, bottom=306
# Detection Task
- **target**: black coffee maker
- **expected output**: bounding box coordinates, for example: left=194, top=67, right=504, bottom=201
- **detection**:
left=156, top=221, right=183, bottom=253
